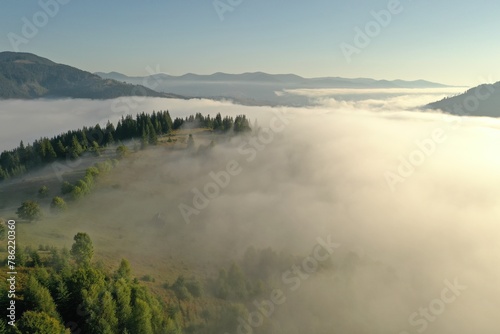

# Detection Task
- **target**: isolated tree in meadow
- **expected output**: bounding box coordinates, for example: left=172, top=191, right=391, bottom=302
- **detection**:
left=16, top=200, right=43, bottom=222
left=38, top=185, right=49, bottom=198
left=116, top=258, right=132, bottom=281
left=50, top=196, right=67, bottom=213
left=70, top=232, right=94, bottom=265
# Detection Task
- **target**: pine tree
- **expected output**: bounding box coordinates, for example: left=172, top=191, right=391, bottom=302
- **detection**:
left=70, top=135, right=83, bottom=158
left=105, top=131, right=115, bottom=146
left=55, top=140, right=66, bottom=157
left=23, top=276, right=60, bottom=319
left=141, top=128, right=149, bottom=150
left=45, top=140, right=58, bottom=162
left=130, top=299, right=153, bottom=334
left=114, top=278, right=133, bottom=332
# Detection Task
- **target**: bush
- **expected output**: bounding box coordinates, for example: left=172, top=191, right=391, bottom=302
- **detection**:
left=70, top=186, right=83, bottom=201
left=50, top=197, right=67, bottom=213
left=95, top=160, right=112, bottom=174
left=38, top=185, right=49, bottom=198
left=16, top=200, right=43, bottom=222
left=116, top=145, right=129, bottom=159
left=61, top=181, right=74, bottom=195
left=75, top=180, right=89, bottom=195
left=83, top=175, right=94, bottom=189
left=141, top=274, right=155, bottom=282
left=85, top=167, right=100, bottom=178
left=186, top=279, right=203, bottom=298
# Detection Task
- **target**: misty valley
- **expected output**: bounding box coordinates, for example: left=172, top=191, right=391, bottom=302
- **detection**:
left=1, top=52, right=500, bottom=334
left=2, top=90, right=500, bottom=333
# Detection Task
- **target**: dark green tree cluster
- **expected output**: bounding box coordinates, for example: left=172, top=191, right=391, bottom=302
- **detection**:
left=0, top=110, right=173, bottom=182
left=233, top=115, right=252, bottom=132
left=115, top=111, right=172, bottom=147
left=0, top=111, right=252, bottom=183
left=172, top=113, right=251, bottom=133
left=0, top=233, right=182, bottom=334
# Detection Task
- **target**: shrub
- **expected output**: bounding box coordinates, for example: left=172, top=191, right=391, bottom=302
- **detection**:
left=61, top=181, right=74, bottom=195
left=50, top=197, right=67, bottom=213
left=70, top=186, right=83, bottom=201
left=38, top=185, right=49, bottom=198
left=85, top=167, right=100, bottom=178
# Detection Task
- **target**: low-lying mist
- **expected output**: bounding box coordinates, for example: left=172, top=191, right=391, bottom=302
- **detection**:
left=3, top=90, right=500, bottom=333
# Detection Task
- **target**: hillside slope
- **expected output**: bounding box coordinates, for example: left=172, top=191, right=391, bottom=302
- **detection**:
left=426, top=82, right=500, bottom=117
left=0, top=52, right=184, bottom=100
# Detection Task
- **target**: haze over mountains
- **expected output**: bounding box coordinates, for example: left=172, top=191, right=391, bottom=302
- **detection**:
left=96, top=70, right=452, bottom=107
left=0, top=52, right=183, bottom=100
left=3, top=51, right=500, bottom=116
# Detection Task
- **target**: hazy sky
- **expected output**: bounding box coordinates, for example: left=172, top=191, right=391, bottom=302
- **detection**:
left=1, top=0, right=500, bottom=86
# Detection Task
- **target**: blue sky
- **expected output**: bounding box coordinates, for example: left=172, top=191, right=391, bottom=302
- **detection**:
left=1, top=0, right=499, bottom=86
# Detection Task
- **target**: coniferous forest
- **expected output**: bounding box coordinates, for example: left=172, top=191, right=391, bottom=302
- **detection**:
left=0, top=111, right=251, bottom=182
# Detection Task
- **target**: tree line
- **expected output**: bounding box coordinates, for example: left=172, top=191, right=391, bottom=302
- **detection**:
left=0, top=111, right=251, bottom=182
left=0, top=233, right=182, bottom=334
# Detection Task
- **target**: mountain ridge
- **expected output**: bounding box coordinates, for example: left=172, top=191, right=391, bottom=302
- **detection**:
left=96, top=70, right=451, bottom=88
left=96, top=70, right=454, bottom=107
left=0, top=52, right=184, bottom=100
left=426, top=82, right=500, bottom=117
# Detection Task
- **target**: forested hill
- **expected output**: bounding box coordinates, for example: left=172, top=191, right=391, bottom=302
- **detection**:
left=426, top=81, right=500, bottom=117
left=0, top=52, right=184, bottom=100
left=0, top=111, right=251, bottom=181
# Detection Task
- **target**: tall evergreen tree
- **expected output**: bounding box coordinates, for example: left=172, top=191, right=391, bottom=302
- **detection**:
left=23, top=276, right=60, bottom=319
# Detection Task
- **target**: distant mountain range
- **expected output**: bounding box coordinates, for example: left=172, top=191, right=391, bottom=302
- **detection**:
left=0, top=51, right=460, bottom=108
left=96, top=71, right=452, bottom=106
left=426, top=82, right=500, bottom=117
left=0, top=52, right=183, bottom=100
